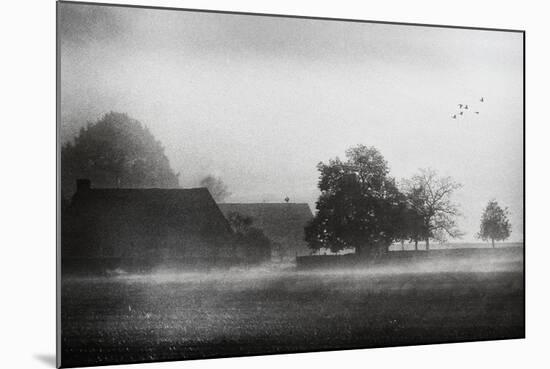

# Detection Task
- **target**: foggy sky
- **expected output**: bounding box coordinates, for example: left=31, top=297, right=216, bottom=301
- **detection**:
left=59, top=3, right=524, bottom=242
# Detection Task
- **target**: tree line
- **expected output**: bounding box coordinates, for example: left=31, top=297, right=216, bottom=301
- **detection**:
left=62, top=112, right=512, bottom=255
left=305, top=144, right=512, bottom=255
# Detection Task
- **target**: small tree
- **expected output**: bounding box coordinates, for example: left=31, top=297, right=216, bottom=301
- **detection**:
left=477, top=200, right=512, bottom=248
left=226, top=212, right=253, bottom=234
left=200, top=175, right=231, bottom=203
left=227, top=212, right=271, bottom=263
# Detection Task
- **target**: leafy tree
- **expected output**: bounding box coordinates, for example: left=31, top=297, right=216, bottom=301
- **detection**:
left=227, top=212, right=271, bottom=263
left=226, top=212, right=253, bottom=234
left=61, top=112, right=179, bottom=197
left=240, top=227, right=272, bottom=263
left=305, top=145, right=403, bottom=257
left=477, top=200, right=512, bottom=248
left=402, top=168, right=463, bottom=249
left=200, top=175, right=231, bottom=203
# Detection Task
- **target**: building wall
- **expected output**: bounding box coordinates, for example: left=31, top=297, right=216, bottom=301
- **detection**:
left=62, top=187, right=237, bottom=271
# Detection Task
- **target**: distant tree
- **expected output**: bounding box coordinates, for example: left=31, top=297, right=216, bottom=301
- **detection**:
left=227, top=211, right=271, bottom=263
left=61, top=112, right=179, bottom=197
left=240, top=227, right=272, bottom=263
left=305, top=145, right=404, bottom=257
left=402, top=168, right=463, bottom=250
left=200, top=175, right=231, bottom=203
left=227, top=212, right=253, bottom=234
left=477, top=200, right=512, bottom=248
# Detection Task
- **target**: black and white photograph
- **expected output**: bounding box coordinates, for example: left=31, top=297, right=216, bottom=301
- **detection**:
left=57, top=1, right=524, bottom=367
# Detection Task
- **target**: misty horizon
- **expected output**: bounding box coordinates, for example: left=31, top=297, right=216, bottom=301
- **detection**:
left=59, top=4, right=523, bottom=242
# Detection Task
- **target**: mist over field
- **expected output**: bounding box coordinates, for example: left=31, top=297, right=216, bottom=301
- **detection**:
left=62, top=245, right=523, bottom=367
left=100, top=243, right=522, bottom=281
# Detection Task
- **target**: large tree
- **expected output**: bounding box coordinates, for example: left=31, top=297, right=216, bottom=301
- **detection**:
left=477, top=200, right=512, bottom=248
left=305, top=145, right=403, bottom=256
left=200, top=175, right=231, bottom=203
left=402, top=168, right=463, bottom=249
left=61, top=112, right=179, bottom=197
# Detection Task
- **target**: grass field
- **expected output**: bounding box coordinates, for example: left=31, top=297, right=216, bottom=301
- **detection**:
left=61, top=248, right=524, bottom=367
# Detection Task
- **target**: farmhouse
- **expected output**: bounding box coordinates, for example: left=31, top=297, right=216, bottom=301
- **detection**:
left=62, top=179, right=235, bottom=270
left=218, top=203, right=314, bottom=261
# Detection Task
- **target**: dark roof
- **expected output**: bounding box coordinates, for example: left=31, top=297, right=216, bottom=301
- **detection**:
left=218, top=203, right=314, bottom=255
left=70, top=187, right=232, bottom=235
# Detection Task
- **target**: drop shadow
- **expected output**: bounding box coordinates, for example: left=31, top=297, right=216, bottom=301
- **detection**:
left=33, top=353, right=56, bottom=367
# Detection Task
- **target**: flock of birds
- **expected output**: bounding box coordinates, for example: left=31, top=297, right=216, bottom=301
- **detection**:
left=451, top=97, right=485, bottom=120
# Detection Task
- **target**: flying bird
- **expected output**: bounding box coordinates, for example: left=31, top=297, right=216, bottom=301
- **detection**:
left=480, top=97, right=484, bottom=102
left=458, top=104, right=463, bottom=109
left=475, top=111, right=479, bottom=114
left=451, top=114, right=457, bottom=119
left=464, top=105, right=469, bottom=109
left=284, top=196, right=289, bottom=203
left=459, top=111, right=464, bottom=115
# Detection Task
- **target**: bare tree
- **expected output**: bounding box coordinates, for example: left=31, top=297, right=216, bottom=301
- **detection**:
left=402, top=168, right=463, bottom=250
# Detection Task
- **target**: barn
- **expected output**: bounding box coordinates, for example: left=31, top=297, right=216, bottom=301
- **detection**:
left=62, top=179, right=235, bottom=271
left=218, top=203, right=314, bottom=261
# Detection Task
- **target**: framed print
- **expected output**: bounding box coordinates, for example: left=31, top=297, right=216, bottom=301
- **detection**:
left=57, top=1, right=525, bottom=367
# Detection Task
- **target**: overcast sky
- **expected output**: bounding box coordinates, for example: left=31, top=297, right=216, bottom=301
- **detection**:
left=59, top=3, right=524, bottom=242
